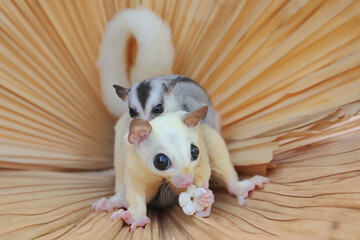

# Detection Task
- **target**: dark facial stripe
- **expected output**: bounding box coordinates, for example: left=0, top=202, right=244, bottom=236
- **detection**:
left=136, top=80, right=151, bottom=109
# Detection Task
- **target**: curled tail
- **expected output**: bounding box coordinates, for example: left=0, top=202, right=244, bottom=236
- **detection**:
left=98, top=8, right=174, bottom=117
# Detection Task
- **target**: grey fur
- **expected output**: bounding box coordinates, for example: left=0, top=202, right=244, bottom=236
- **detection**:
left=124, top=75, right=220, bottom=132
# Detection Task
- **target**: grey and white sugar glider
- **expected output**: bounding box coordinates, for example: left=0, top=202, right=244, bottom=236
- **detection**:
left=113, top=74, right=221, bottom=134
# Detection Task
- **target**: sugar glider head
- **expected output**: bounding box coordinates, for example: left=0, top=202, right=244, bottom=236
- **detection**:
left=127, top=106, right=208, bottom=189
left=113, top=75, right=183, bottom=122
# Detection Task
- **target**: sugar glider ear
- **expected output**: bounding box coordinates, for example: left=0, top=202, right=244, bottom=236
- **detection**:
left=113, top=85, right=130, bottom=101
left=184, top=106, right=208, bottom=127
left=128, top=119, right=152, bottom=145
left=163, top=75, right=182, bottom=96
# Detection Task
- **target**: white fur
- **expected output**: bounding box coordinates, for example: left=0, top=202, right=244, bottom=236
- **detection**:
left=134, top=111, right=200, bottom=185
left=98, top=8, right=174, bottom=117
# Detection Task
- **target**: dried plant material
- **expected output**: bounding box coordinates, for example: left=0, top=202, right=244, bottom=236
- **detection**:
left=179, top=185, right=207, bottom=215
left=228, top=102, right=360, bottom=171
left=0, top=170, right=114, bottom=239
left=1, top=0, right=360, bottom=239
left=1, top=125, right=360, bottom=240
left=1, top=0, right=360, bottom=171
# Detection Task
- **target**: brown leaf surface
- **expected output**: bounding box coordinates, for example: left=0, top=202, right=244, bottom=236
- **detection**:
left=0, top=124, right=359, bottom=239
left=1, top=0, right=360, bottom=239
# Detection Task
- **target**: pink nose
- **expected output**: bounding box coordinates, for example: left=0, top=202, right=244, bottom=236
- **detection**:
left=178, top=175, right=193, bottom=188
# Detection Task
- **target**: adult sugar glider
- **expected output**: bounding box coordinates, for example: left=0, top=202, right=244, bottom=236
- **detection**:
left=92, top=106, right=269, bottom=231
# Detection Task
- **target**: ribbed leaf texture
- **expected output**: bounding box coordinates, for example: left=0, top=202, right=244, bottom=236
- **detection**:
left=0, top=0, right=359, bottom=239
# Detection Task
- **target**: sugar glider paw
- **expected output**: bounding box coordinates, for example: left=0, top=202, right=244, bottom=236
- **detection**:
left=196, top=183, right=214, bottom=208
left=194, top=183, right=214, bottom=217
left=195, top=206, right=212, bottom=217
left=111, top=209, right=149, bottom=232
left=130, top=216, right=150, bottom=232
left=230, top=176, right=269, bottom=206
left=111, top=209, right=134, bottom=224
left=92, top=197, right=114, bottom=212
left=92, top=197, right=127, bottom=213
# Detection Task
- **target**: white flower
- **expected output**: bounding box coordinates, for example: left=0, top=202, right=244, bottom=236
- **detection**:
left=179, top=185, right=206, bottom=215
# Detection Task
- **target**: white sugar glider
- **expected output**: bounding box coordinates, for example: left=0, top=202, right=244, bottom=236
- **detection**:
left=92, top=106, right=269, bottom=231
left=97, top=9, right=221, bottom=133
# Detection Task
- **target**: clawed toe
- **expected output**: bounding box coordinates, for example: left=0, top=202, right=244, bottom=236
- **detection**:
left=195, top=183, right=214, bottom=212
left=92, top=197, right=113, bottom=212
left=230, top=176, right=269, bottom=207
left=105, top=201, right=114, bottom=212
left=92, top=196, right=128, bottom=213
left=198, top=191, right=214, bottom=206
left=111, top=209, right=134, bottom=225
left=252, top=176, right=270, bottom=188
left=111, top=210, right=150, bottom=232
left=130, top=217, right=150, bottom=232
left=195, top=206, right=211, bottom=218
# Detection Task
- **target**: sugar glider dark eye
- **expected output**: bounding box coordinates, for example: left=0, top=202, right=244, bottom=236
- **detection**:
left=152, top=104, right=164, bottom=115
left=190, top=144, right=199, bottom=161
left=129, top=107, right=138, bottom=118
left=153, top=154, right=170, bottom=170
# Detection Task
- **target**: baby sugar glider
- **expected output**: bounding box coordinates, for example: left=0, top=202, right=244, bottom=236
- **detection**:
left=113, top=74, right=221, bottom=133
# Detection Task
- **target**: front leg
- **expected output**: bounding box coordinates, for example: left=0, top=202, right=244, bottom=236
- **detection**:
left=111, top=172, right=150, bottom=232
left=111, top=196, right=149, bottom=232
left=92, top=121, right=128, bottom=212
left=111, top=150, right=161, bottom=232
left=192, top=139, right=214, bottom=217
left=193, top=128, right=212, bottom=187
left=201, top=125, right=269, bottom=206
left=195, top=183, right=214, bottom=217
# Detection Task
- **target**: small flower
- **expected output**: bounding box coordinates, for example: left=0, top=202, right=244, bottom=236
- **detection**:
left=179, top=185, right=207, bottom=215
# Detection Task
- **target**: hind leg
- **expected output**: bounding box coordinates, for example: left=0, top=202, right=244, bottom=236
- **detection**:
left=92, top=187, right=128, bottom=212
left=201, top=125, right=269, bottom=206
left=92, top=174, right=128, bottom=212
left=92, top=130, right=128, bottom=212
left=111, top=159, right=162, bottom=232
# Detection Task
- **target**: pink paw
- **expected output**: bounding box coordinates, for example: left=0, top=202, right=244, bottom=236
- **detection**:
left=231, top=176, right=269, bottom=206
left=92, top=197, right=114, bottom=212
left=196, top=206, right=212, bottom=217
left=195, top=183, right=214, bottom=217
left=111, top=209, right=149, bottom=232
left=92, top=197, right=127, bottom=212
left=130, top=216, right=150, bottom=232
left=111, top=209, right=134, bottom=224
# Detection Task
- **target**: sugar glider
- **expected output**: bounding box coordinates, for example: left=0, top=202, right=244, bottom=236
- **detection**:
left=92, top=106, right=269, bottom=231
left=113, top=74, right=221, bottom=133
left=98, top=8, right=175, bottom=118
left=97, top=8, right=221, bottom=133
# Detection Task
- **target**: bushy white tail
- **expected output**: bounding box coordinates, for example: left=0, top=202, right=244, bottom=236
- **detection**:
left=98, top=8, right=174, bottom=117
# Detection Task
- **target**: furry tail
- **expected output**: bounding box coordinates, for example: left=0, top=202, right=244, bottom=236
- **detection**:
left=98, top=8, right=174, bottom=117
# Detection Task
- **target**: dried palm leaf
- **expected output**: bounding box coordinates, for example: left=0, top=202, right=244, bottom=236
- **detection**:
left=1, top=0, right=360, bottom=239
left=1, top=120, right=359, bottom=239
